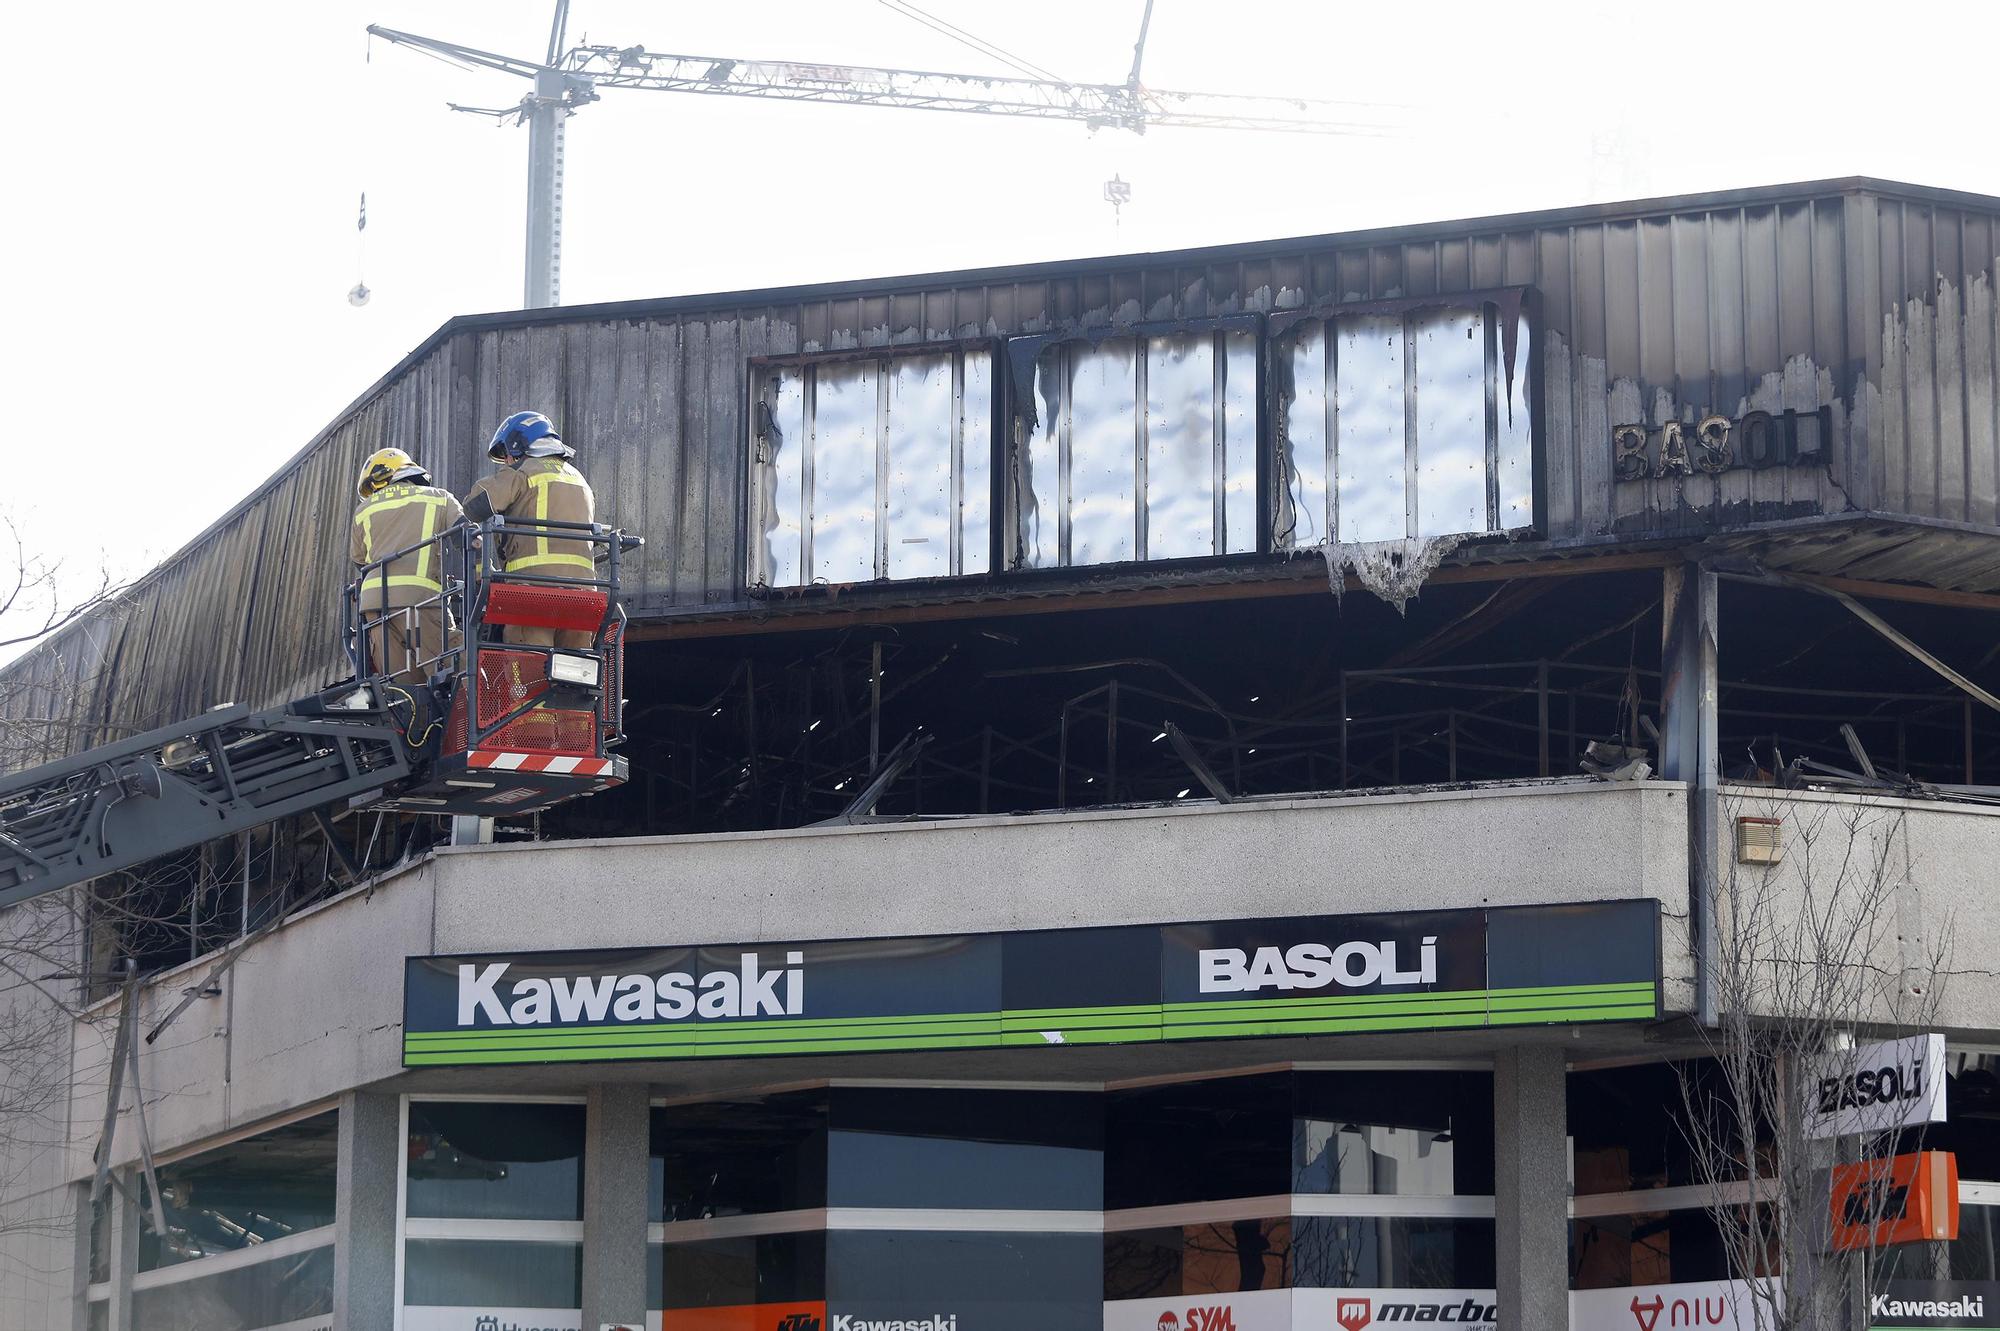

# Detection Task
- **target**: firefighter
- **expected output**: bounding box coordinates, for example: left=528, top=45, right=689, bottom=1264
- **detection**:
left=351, top=448, right=464, bottom=686
left=464, top=410, right=598, bottom=649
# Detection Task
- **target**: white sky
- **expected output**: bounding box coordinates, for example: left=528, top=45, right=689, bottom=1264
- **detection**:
left=6, top=0, right=1996, bottom=646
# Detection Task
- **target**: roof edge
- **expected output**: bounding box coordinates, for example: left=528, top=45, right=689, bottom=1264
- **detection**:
left=24, top=175, right=1999, bottom=672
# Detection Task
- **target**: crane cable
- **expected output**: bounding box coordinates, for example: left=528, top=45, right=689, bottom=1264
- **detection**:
left=873, top=0, right=1067, bottom=84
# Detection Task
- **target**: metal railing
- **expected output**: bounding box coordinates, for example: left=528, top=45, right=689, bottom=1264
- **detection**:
left=343, top=515, right=636, bottom=752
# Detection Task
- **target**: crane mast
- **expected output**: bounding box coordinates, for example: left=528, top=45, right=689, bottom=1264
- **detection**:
left=366, top=7, right=1390, bottom=310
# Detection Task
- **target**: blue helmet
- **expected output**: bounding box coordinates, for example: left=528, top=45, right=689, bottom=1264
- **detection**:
left=487, top=409, right=572, bottom=463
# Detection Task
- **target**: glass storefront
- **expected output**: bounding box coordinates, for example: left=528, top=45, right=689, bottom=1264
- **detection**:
left=402, top=1099, right=585, bottom=1328
left=128, top=1108, right=338, bottom=1331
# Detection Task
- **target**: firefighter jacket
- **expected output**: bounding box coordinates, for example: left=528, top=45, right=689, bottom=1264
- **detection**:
left=467, top=458, right=597, bottom=579
left=350, top=482, right=466, bottom=610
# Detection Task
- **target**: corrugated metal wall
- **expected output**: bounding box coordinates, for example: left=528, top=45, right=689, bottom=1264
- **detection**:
left=1870, top=196, right=2000, bottom=527
left=5, top=181, right=1996, bottom=765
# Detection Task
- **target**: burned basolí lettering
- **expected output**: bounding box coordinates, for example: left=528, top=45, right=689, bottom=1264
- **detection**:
left=1612, top=407, right=1830, bottom=480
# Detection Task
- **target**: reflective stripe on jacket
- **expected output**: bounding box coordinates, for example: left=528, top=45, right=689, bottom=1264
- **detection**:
left=468, top=459, right=596, bottom=578
left=350, top=483, right=465, bottom=608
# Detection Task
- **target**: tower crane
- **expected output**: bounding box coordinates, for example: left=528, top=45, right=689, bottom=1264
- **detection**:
left=366, top=1, right=1394, bottom=309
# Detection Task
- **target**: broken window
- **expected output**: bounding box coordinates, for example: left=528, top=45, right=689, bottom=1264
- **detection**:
left=750, top=346, right=994, bottom=588
left=1014, top=328, right=1259, bottom=569
left=1275, top=300, right=1534, bottom=548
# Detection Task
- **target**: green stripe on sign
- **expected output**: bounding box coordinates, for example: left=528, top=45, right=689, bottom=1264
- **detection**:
left=404, top=980, right=1659, bottom=1066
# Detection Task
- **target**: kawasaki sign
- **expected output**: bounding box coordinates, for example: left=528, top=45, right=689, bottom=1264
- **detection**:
left=402, top=900, right=1660, bottom=1067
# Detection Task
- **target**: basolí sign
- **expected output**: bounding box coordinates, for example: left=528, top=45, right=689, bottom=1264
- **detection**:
left=403, top=900, right=1659, bottom=1067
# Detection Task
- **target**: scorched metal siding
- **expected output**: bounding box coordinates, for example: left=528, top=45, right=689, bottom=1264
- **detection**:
left=4, top=178, right=1996, bottom=767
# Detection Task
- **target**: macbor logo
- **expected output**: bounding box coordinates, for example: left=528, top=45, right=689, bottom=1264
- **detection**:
left=455, top=954, right=804, bottom=1025
left=1199, top=938, right=1438, bottom=993
left=1341, top=1297, right=1495, bottom=1326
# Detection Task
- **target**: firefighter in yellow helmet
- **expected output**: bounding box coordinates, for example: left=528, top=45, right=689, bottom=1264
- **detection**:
left=464, top=411, right=597, bottom=649
left=351, top=448, right=464, bottom=686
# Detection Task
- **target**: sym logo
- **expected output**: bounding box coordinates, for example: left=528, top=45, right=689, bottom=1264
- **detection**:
left=1157, top=1315, right=1179, bottom=1331
left=1337, top=1298, right=1373, bottom=1331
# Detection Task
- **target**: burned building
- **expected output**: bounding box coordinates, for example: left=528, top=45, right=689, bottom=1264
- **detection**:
left=5, top=176, right=2000, bottom=1331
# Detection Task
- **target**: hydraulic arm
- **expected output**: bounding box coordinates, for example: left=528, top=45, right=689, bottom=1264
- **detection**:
left=0, top=685, right=414, bottom=910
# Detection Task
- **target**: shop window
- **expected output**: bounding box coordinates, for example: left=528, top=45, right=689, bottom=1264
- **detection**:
left=403, top=1100, right=585, bottom=1328
left=827, top=1230, right=1102, bottom=1331
left=1292, top=1070, right=1495, bottom=1197
left=1570, top=1208, right=1770, bottom=1289
left=1106, top=1073, right=1292, bottom=1209
left=138, top=1110, right=337, bottom=1271
left=1293, top=1216, right=1497, bottom=1290
left=651, top=1232, right=827, bottom=1313
left=1900, top=1052, right=2000, bottom=1179
left=827, top=1087, right=1102, bottom=1211
left=1569, top=1061, right=1768, bottom=1194
left=1105, top=1218, right=1291, bottom=1300
left=130, top=1243, right=334, bottom=1331
left=406, top=1101, right=585, bottom=1221
left=751, top=346, right=994, bottom=588
left=403, top=1238, right=582, bottom=1307
left=1015, top=329, right=1258, bottom=570
left=651, top=1091, right=828, bottom=1220
left=1273, top=300, right=1533, bottom=548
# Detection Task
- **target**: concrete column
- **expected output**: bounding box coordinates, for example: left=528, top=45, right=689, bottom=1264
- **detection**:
left=105, top=1172, right=138, bottom=1331
left=1494, top=1045, right=1568, bottom=1331
left=333, top=1091, right=402, bottom=1330
left=581, top=1083, right=651, bottom=1330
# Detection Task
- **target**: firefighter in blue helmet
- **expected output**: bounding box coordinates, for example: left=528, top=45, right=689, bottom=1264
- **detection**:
left=464, top=411, right=597, bottom=649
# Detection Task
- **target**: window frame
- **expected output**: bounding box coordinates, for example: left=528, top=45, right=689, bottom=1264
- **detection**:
left=745, top=337, right=1005, bottom=592
left=393, top=1093, right=590, bottom=1331
left=1001, top=313, right=1268, bottom=572
left=1267, top=286, right=1546, bottom=550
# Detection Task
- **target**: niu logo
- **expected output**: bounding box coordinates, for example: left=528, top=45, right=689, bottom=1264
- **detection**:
left=1337, top=1298, right=1373, bottom=1331
left=1630, top=1295, right=1664, bottom=1331
left=776, top=1318, right=821, bottom=1331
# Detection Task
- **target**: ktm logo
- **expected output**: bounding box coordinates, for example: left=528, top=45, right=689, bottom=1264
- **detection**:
left=776, top=1317, right=821, bottom=1331
left=1337, top=1298, right=1373, bottom=1331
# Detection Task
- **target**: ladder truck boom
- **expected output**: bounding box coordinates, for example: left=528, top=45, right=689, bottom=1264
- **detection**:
left=0, top=517, right=638, bottom=912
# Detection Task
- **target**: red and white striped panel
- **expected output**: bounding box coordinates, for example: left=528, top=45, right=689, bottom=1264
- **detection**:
left=467, top=751, right=617, bottom=776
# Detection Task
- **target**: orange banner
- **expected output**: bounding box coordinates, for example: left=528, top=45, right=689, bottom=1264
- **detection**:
left=663, top=1303, right=827, bottom=1331
left=1829, top=1151, right=1958, bottom=1250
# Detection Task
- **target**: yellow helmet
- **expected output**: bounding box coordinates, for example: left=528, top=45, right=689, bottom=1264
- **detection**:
left=357, top=447, right=430, bottom=499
